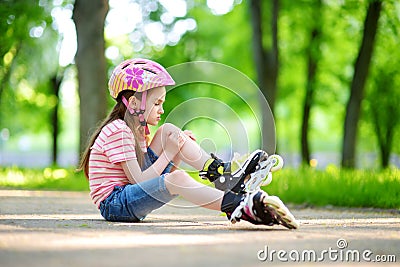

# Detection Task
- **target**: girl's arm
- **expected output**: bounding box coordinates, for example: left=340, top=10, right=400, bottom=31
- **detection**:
left=121, top=131, right=185, bottom=184
left=121, top=151, right=172, bottom=184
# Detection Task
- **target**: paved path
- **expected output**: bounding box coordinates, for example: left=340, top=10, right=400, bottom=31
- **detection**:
left=0, top=190, right=399, bottom=267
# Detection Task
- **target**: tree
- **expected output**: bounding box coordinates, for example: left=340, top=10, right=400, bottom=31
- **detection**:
left=249, top=0, right=279, bottom=152
left=50, top=72, right=64, bottom=165
left=342, top=0, right=382, bottom=168
left=73, top=0, right=109, bottom=154
left=362, top=0, right=400, bottom=168
left=0, top=0, right=64, bottom=168
left=300, top=0, right=322, bottom=165
left=368, top=69, right=400, bottom=168
left=0, top=1, right=57, bottom=129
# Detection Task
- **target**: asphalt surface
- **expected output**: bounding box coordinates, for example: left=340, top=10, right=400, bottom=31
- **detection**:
left=0, top=190, right=399, bottom=267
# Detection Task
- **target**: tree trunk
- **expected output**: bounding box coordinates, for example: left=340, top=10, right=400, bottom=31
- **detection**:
left=373, top=105, right=395, bottom=169
left=50, top=75, right=63, bottom=165
left=249, top=0, right=279, bottom=153
left=380, top=127, right=392, bottom=168
left=301, top=0, right=322, bottom=165
left=341, top=0, right=382, bottom=168
left=73, top=0, right=109, bottom=155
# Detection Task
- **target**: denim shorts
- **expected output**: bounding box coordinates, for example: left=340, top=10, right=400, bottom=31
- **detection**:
left=99, top=147, right=176, bottom=222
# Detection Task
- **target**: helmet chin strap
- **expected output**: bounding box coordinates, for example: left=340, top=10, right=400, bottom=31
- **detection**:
left=122, top=91, right=150, bottom=135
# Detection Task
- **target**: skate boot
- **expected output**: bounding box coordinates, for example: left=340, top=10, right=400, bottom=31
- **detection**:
left=199, top=150, right=269, bottom=193
left=227, top=190, right=299, bottom=229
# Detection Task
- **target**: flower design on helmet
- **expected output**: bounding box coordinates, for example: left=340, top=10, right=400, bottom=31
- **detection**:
left=108, top=58, right=175, bottom=98
left=125, top=67, right=144, bottom=89
left=141, top=71, right=155, bottom=84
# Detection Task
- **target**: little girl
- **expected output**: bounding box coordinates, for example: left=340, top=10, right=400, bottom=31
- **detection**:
left=78, top=58, right=298, bottom=229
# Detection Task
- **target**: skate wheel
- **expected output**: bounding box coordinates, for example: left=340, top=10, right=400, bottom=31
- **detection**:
left=261, top=172, right=272, bottom=186
left=270, top=154, right=284, bottom=172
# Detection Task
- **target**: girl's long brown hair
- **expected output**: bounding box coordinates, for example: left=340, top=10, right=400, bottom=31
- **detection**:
left=78, top=90, right=146, bottom=178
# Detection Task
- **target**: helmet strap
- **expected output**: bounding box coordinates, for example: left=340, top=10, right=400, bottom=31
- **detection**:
left=122, top=91, right=150, bottom=135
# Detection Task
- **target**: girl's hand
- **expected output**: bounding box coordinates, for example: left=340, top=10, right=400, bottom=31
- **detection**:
left=165, top=131, right=186, bottom=158
left=183, top=130, right=196, bottom=141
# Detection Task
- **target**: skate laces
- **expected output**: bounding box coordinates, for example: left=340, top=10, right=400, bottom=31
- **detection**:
left=237, top=191, right=276, bottom=224
left=230, top=191, right=260, bottom=222
left=242, top=202, right=256, bottom=220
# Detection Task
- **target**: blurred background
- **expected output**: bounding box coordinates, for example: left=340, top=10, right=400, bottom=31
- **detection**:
left=0, top=0, right=399, bottom=171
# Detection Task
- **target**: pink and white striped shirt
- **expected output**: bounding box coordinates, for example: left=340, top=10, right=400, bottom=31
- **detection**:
left=88, top=119, right=147, bottom=207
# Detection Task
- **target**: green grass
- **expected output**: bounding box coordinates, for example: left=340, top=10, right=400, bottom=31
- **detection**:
left=0, top=165, right=399, bottom=209
left=262, top=165, right=400, bottom=209
left=0, top=166, right=89, bottom=191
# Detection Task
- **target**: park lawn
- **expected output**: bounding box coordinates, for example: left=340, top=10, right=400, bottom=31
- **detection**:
left=0, top=165, right=399, bottom=209
left=0, top=166, right=89, bottom=191
left=262, top=166, right=400, bottom=210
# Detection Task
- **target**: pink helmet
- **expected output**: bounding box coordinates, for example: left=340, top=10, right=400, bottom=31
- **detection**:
left=108, top=58, right=175, bottom=99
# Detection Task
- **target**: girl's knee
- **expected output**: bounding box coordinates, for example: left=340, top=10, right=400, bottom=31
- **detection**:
left=158, top=123, right=181, bottom=136
left=150, top=123, right=182, bottom=157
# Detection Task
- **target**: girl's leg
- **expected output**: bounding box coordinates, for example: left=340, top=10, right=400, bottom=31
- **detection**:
left=100, top=176, right=177, bottom=222
left=164, top=170, right=223, bottom=211
left=149, top=124, right=299, bottom=229
left=150, top=123, right=238, bottom=191
left=163, top=169, right=299, bottom=229
left=149, top=124, right=222, bottom=210
left=150, top=123, right=210, bottom=170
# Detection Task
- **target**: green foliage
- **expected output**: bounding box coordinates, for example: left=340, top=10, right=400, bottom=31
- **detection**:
left=278, top=0, right=370, bottom=153
left=1, top=0, right=399, bottom=170
left=263, top=166, right=400, bottom=209
left=0, top=166, right=88, bottom=191
left=0, top=0, right=60, bottom=135
left=360, top=0, right=400, bottom=162
left=151, top=3, right=261, bottom=150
